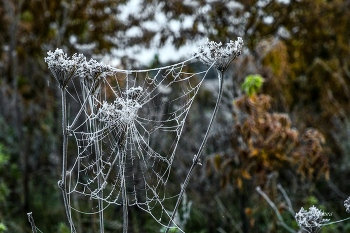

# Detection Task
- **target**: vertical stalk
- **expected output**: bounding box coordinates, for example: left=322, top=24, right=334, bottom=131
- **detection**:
left=27, top=212, right=37, bottom=233
left=165, top=71, right=225, bottom=232
left=122, top=158, right=128, bottom=233
left=59, top=89, right=77, bottom=233
left=88, top=94, right=105, bottom=233
left=99, top=183, right=104, bottom=233
left=94, top=133, right=104, bottom=233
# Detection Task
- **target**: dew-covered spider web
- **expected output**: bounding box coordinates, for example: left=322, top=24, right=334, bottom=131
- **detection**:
left=44, top=38, right=243, bottom=231
left=57, top=55, right=214, bottom=227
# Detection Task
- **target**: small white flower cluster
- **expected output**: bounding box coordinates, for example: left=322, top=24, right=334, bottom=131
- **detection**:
left=98, top=87, right=143, bottom=126
left=192, top=37, right=243, bottom=72
left=344, top=197, right=350, bottom=213
left=295, top=206, right=330, bottom=233
left=44, top=48, right=112, bottom=89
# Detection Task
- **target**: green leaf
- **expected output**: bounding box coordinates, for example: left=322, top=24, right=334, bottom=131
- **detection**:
left=0, top=223, right=7, bottom=233
left=241, top=74, right=264, bottom=97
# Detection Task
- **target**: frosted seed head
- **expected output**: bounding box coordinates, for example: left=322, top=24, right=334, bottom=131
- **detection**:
left=44, top=48, right=87, bottom=88
left=45, top=48, right=114, bottom=90
left=193, top=37, right=243, bottom=72
left=80, top=58, right=113, bottom=95
left=295, top=205, right=330, bottom=232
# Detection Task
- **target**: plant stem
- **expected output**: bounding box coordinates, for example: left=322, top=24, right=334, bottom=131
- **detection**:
left=122, top=160, right=128, bottom=233
left=256, top=186, right=296, bottom=233
left=88, top=93, right=105, bottom=233
left=59, top=89, right=76, bottom=233
left=94, top=128, right=104, bottom=233
left=69, top=84, right=97, bottom=131
left=165, top=70, right=225, bottom=233
left=27, top=212, right=37, bottom=233
left=277, top=184, right=295, bottom=216
left=322, top=216, right=350, bottom=226
left=214, top=196, right=243, bottom=233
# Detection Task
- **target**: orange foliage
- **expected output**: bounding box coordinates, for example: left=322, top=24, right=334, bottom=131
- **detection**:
left=208, top=94, right=329, bottom=191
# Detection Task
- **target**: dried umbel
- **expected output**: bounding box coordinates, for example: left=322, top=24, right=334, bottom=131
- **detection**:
left=45, top=48, right=86, bottom=88
left=295, top=206, right=330, bottom=233
left=192, top=37, right=243, bottom=72
left=80, top=58, right=113, bottom=95
left=45, top=49, right=113, bottom=91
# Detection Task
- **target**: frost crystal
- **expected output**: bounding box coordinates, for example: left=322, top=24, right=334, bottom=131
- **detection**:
left=192, top=37, right=243, bottom=72
left=295, top=206, right=330, bottom=233
left=344, top=197, right=350, bottom=213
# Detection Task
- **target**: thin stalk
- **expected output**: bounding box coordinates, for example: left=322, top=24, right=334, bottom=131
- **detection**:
left=59, top=89, right=76, bottom=233
left=94, top=128, right=104, bottom=233
left=27, top=212, right=37, bottom=233
left=256, top=186, right=296, bottom=233
left=88, top=94, right=105, bottom=233
left=165, top=70, right=225, bottom=233
left=69, top=83, right=97, bottom=131
left=98, top=161, right=104, bottom=233
left=277, top=184, right=295, bottom=216
left=214, top=196, right=243, bottom=233
left=322, top=216, right=350, bottom=226
left=122, top=160, right=128, bottom=233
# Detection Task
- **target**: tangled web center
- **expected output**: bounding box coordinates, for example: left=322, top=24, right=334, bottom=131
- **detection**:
left=98, top=86, right=143, bottom=126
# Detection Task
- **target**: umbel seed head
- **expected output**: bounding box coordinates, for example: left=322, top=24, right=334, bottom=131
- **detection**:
left=44, top=48, right=86, bottom=88
left=45, top=48, right=112, bottom=90
left=192, top=37, right=243, bottom=72
left=295, top=205, right=330, bottom=232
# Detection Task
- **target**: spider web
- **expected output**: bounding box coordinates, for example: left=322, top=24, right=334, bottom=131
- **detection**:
left=63, top=57, right=213, bottom=226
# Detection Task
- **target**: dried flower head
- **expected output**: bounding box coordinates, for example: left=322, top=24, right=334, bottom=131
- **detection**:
left=45, top=48, right=113, bottom=92
left=295, top=206, right=330, bottom=233
left=45, top=48, right=86, bottom=88
left=192, top=37, right=243, bottom=72
left=80, top=58, right=112, bottom=79
left=81, top=58, right=113, bottom=95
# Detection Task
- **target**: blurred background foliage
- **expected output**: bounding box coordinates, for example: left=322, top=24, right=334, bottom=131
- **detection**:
left=1, top=0, right=350, bottom=232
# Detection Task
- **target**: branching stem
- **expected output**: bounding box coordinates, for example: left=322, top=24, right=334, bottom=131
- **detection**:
left=256, top=186, right=296, bottom=233
left=60, top=89, right=76, bottom=233
left=122, top=157, right=128, bottom=233
left=95, top=139, right=104, bottom=233
left=90, top=95, right=105, bottom=233
left=165, top=70, right=225, bottom=233
left=27, top=212, right=37, bottom=233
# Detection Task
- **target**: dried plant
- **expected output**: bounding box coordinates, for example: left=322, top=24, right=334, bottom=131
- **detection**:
left=28, top=37, right=243, bottom=233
